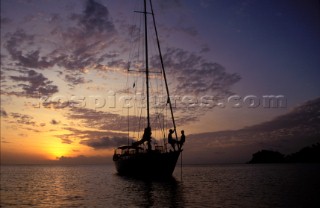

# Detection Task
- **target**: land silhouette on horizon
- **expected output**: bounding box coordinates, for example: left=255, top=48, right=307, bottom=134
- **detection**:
left=248, top=142, right=320, bottom=164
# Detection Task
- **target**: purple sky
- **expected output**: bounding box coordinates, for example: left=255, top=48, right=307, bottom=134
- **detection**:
left=1, top=0, right=319, bottom=164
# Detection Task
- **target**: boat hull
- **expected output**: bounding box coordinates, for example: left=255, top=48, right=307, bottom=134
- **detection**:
left=113, top=151, right=180, bottom=178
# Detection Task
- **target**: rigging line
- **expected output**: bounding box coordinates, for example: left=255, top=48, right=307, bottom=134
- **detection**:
left=137, top=73, right=146, bottom=139
left=164, top=104, right=168, bottom=152
left=149, top=0, right=178, bottom=140
left=127, top=105, right=130, bottom=146
left=127, top=0, right=140, bottom=71
left=128, top=4, right=143, bottom=74
left=126, top=63, right=130, bottom=146
left=137, top=6, right=142, bottom=72
left=151, top=113, right=162, bottom=135
left=144, top=0, right=151, bottom=129
left=134, top=81, right=139, bottom=140
left=181, top=151, right=183, bottom=181
left=134, top=3, right=144, bottom=141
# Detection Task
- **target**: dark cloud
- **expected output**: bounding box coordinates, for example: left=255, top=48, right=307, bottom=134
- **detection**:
left=186, top=97, right=320, bottom=163
left=9, top=69, right=58, bottom=98
left=64, top=127, right=128, bottom=139
left=175, top=113, right=199, bottom=126
left=4, top=29, right=54, bottom=69
left=79, top=0, right=115, bottom=34
left=2, top=0, right=118, bottom=86
left=148, top=47, right=241, bottom=125
left=54, top=155, right=112, bottom=165
left=66, top=106, right=183, bottom=134
left=154, top=47, right=241, bottom=96
left=48, top=0, right=118, bottom=74
left=80, top=136, right=134, bottom=149
left=61, top=107, right=184, bottom=148
left=50, top=119, right=60, bottom=125
left=54, top=134, right=74, bottom=144
left=23, top=127, right=41, bottom=133
left=244, top=97, right=320, bottom=132
left=0, top=109, right=8, bottom=118
left=10, top=112, right=35, bottom=126
left=57, top=126, right=132, bottom=148
left=48, top=13, right=61, bottom=23
left=1, top=17, right=12, bottom=25
left=67, top=107, right=139, bottom=132
left=61, top=138, right=73, bottom=144
left=37, top=99, right=87, bottom=110
left=177, top=26, right=198, bottom=36
left=0, top=66, right=5, bottom=79
left=64, top=73, right=88, bottom=86
left=200, top=45, right=210, bottom=53
left=157, top=0, right=182, bottom=11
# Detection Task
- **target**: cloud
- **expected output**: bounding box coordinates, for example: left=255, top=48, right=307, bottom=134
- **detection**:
left=200, top=45, right=210, bottom=53
left=66, top=105, right=193, bottom=134
left=9, top=69, right=58, bottom=98
left=50, top=119, right=60, bottom=125
left=54, top=134, right=74, bottom=144
left=5, top=112, right=46, bottom=132
left=10, top=112, right=35, bottom=126
left=176, top=26, right=198, bottom=37
left=244, top=97, right=320, bottom=132
left=157, top=0, right=182, bottom=12
left=49, top=0, right=118, bottom=73
left=64, top=73, right=90, bottom=86
left=61, top=138, right=73, bottom=144
left=64, top=127, right=124, bottom=138
left=2, top=0, right=118, bottom=84
left=0, top=68, right=5, bottom=81
left=23, top=127, right=41, bottom=133
left=56, top=126, right=131, bottom=147
left=61, top=106, right=183, bottom=148
left=4, top=29, right=54, bottom=69
left=78, top=0, right=115, bottom=34
left=1, top=17, right=12, bottom=25
left=54, top=155, right=112, bottom=165
left=0, top=109, right=8, bottom=118
left=67, top=107, right=142, bottom=132
left=149, top=47, right=241, bottom=124
left=1, top=136, right=10, bottom=144
left=2, top=0, right=236, bottom=98
left=185, top=97, right=320, bottom=163
left=152, top=47, right=241, bottom=96
left=80, top=136, right=134, bottom=149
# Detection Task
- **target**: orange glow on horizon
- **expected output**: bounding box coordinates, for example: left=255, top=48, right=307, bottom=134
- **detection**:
left=47, top=145, right=71, bottom=160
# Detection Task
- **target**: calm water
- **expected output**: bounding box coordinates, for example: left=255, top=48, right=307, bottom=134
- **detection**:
left=1, top=164, right=319, bottom=207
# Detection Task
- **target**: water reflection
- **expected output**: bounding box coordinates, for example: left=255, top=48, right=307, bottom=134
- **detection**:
left=3, top=164, right=318, bottom=207
left=1, top=166, right=88, bottom=207
left=115, top=175, right=185, bottom=207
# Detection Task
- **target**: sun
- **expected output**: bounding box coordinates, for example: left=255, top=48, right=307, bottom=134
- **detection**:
left=47, top=143, right=71, bottom=160
left=50, top=148, right=69, bottom=159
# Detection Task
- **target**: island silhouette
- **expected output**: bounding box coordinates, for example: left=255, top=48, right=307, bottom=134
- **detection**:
left=248, top=142, right=320, bottom=163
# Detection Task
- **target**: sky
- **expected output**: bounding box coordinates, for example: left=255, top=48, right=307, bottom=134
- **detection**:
left=1, top=0, right=320, bottom=164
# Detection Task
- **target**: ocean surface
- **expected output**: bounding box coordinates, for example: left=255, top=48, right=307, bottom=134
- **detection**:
left=1, top=164, right=319, bottom=207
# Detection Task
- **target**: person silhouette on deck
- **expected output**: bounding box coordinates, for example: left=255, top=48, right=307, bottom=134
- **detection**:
left=133, top=127, right=152, bottom=150
left=178, top=130, right=185, bottom=150
left=144, top=127, right=152, bottom=151
left=168, top=129, right=177, bottom=151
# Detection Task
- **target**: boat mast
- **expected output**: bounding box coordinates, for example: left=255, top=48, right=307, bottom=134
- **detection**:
left=149, top=0, right=178, bottom=140
left=144, top=0, right=150, bottom=128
